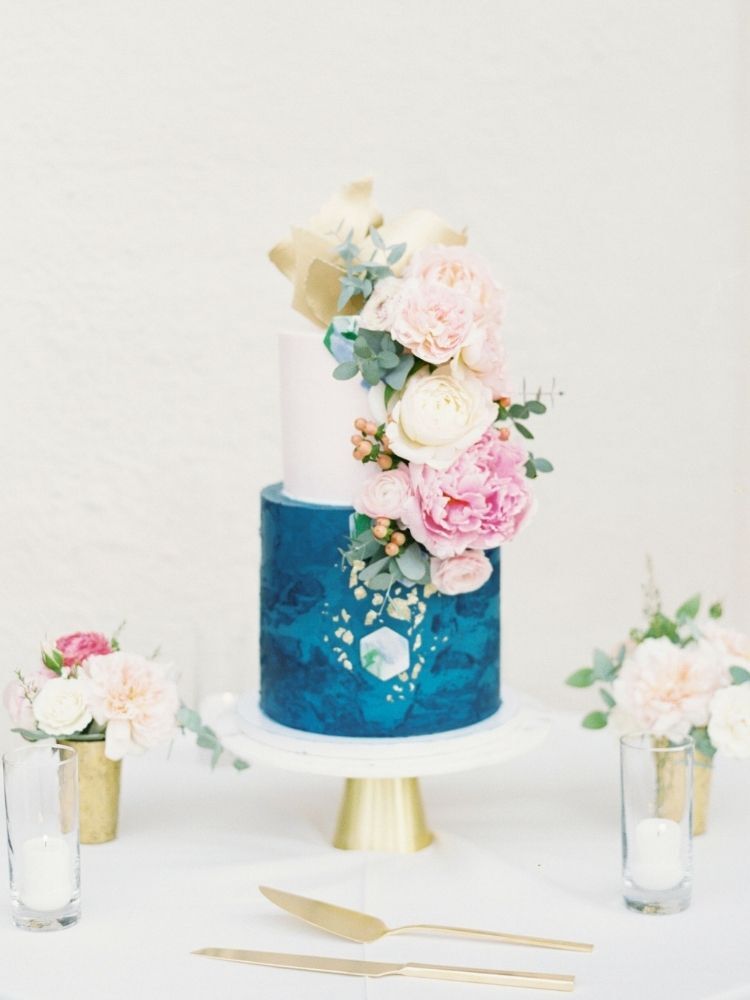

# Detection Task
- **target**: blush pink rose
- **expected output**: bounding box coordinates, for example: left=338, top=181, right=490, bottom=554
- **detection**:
left=55, top=631, right=112, bottom=667
left=461, top=324, right=509, bottom=400
left=81, top=652, right=179, bottom=761
left=430, top=550, right=493, bottom=595
left=358, top=276, right=402, bottom=331
left=405, top=245, right=505, bottom=329
left=390, top=279, right=474, bottom=364
left=401, top=431, right=533, bottom=559
left=355, top=465, right=412, bottom=520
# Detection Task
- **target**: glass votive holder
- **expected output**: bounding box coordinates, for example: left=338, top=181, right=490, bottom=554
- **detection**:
left=620, top=733, right=693, bottom=915
left=2, top=744, right=81, bottom=931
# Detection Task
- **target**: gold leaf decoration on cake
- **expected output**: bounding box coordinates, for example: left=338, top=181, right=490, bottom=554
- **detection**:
left=269, top=178, right=467, bottom=328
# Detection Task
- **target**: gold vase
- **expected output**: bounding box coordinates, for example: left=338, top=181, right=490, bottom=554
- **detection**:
left=655, top=745, right=712, bottom=836
left=60, top=740, right=122, bottom=844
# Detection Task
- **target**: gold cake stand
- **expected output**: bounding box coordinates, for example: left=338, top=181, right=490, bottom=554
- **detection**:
left=204, top=692, right=551, bottom=854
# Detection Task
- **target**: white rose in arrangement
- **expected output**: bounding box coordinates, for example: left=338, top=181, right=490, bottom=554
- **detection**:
left=701, top=622, right=750, bottom=670
left=708, top=685, right=750, bottom=758
left=382, top=362, right=497, bottom=470
left=612, top=637, right=727, bottom=741
left=32, top=677, right=92, bottom=737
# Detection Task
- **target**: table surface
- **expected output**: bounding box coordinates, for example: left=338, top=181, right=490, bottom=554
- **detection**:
left=2, top=707, right=749, bottom=1000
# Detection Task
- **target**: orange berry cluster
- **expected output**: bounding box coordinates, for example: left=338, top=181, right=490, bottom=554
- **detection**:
left=497, top=396, right=512, bottom=441
left=371, top=517, right=407, bottom=557
left=351, top=417, right=394, bottom=469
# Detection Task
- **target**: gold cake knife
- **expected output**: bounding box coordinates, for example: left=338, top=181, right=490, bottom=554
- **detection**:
left=193, top=947, right=575, bottom=991
left=260, top=885, right=594, bottom=953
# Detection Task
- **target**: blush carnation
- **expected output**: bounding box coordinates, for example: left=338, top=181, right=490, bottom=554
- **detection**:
left=401, top=431, right=534, bottom=559
left=430, top=550, right=493, bottom=595
left=390, top=279, right=474, bottom=364
left=355, top=465, right=412, bottom=520
left=55, top=631, right=112, bottom=667
left=405, top=245, right=504, bottom=329
left=81, top=652, right=180, bottom=761
left=613, top=637, right=728, bottom=741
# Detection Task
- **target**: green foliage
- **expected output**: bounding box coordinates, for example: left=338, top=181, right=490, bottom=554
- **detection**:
left=676, top=594, right=700, bottom=623
left=599, top=688, right=616, bottom=709
left=334, top=227, right=405, bottom=310
left=565, top=667, right=595, bottom=688
left=708, top=602, right=723, bottom=620
left=395, top=543, right=430, bottom=584
left=691, top=726, right=717, bottom=759
left=41, top=647, right=64, bottom=675
left=12, top=727, right=51, bottom=742
left=176, top=705, right=249, bottom=772
left=730, top=666, right=750, bottom=685
left=582, top=711, right=608, bottom=730
left=593, top=648, right=617, bottom=682
left=334, top=328, right=415, bottom=389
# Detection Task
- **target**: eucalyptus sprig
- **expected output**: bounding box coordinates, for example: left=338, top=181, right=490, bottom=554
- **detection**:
left=176, top=705, right=250, bottom=772
left=334, top=226, right=406, bottom=311
left=333, top=329, right=414, bottom=389
left=495, top=394, right=554, bottom=478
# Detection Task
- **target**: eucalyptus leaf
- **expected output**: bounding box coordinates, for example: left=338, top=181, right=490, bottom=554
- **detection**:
left=676, top=594, right=700, bottom=622
left=353, top=339, right=373, bottom=358
left=359, top=556, right=391, bottom=582
left=692, top=726, right=717, bottom=758
left=565, top=667, right=595, bottom=687
left=708, top=602, right=723, bottom=620
left=384, top=355, right=414, bottom=390
left=368, top=572, right=396, bottom=590
left=533, top=457, right=554, bottom=473
left=593, top=648, right=616, bottom=681
left=730, top=665, right=750, bottom=685
left=369, top=227, right=386, bottom=251
left=11, top=727, right=50, bottom=742
left=361, top=360, right=382, bottom=386
left=581, top=711, right=608, bottom=730
left=513, top=421, right=534, bottom=440
left=526, top=400, right=547, bottom=414
left=509, top=404, right=530, bottom=419
left=379, top=352, right=400, bottom=370
left=387, top=242, right=407, bottom=265
left=599, top=688, right=616, bottom=709
left=333, top=361, right=359, bottom=381
left=233, top=758, right=250, bottom=771
left=395, top=543, right=428, bottom=581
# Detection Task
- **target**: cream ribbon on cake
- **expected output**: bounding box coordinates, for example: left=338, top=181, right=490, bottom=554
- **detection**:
left=269, top=178, right=467, bottom=328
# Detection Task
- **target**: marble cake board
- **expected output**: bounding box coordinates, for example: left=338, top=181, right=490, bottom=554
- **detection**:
left=201, top=689, right=551, bottom=853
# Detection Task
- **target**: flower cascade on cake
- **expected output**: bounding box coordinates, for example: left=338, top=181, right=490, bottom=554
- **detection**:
left=270, top=179, right=553, bottom=598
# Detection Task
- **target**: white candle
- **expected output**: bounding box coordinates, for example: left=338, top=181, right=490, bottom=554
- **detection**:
left=630, top=818, right=684, bottom=891
left=20, top=835, right=74, bottom=911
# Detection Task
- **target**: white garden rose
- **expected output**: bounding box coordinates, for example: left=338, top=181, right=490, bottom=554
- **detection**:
left=383, top=362, right=497, bottom=470
left=708, top=685, right=750, bottom=758
left=32, top=677, right=92, bottom=736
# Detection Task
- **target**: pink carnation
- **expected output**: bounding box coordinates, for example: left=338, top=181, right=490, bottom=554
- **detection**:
left=405, top=245, right=504, bottom=329
left=55, top=631, right=112, bottom=667
left=355, top=465, right=412, bottom=520
left=401, top=431, right=533, bottom=559
left=431, top=550, right=493, bottom=595
left=81, top=652, right=179, bottom=761
left=390, top=279, right=474, bottom=364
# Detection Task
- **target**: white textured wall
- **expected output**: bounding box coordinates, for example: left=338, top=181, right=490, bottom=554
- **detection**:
left=1, top=1, right=747, bottom=735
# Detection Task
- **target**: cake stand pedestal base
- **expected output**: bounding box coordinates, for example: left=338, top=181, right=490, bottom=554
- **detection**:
left=204, top=690, right=551, bottom=854
left=333, top=777, right=433, bottom=852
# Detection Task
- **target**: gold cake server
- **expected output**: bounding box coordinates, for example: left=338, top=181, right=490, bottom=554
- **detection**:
left=259, top=885, right=593, bottom=953
left=193, top=947, right=575, bottom=991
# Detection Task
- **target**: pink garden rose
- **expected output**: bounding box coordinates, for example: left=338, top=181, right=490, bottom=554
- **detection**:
left=613, top=637, right=728, bottom=740
left=55, top=631, right=112, bottom=667
left=405, top=245, right=504, bottom=329
left=431, top=550, right=493, bottom=595
left=460, top=325, right=509, bottom=400
left=81, top=652, right=180, bottom=761
left=390, top=279, right=475, bottom=364
left=401, top=430, right=534, bottom=559
left=358, top=276, right=402, bottom=331
left=355, top=465, right=412, bottom=520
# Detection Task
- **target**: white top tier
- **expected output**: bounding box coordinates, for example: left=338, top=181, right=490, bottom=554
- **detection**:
left=279, top=328, right=371, bottom=506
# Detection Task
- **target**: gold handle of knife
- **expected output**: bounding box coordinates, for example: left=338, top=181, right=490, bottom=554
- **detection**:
left=394, top=924, right=593, bottom=953
left=401, top=963, right=575, bottom=992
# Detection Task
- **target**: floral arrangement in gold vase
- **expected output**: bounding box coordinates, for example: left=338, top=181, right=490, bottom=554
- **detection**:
left=4, top=629, right=180, bottom=844
left=567, top=578, right=750, bottom=835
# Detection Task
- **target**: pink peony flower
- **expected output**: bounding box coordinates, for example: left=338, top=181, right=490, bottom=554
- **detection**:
left=401, top=431, right=534, bottom=559
left=613, top=637, right=728, bottom=740
left=358, top=276, right=402, bottom=331
left=431, top=550, right=493, bottom=595
left=405, top=245, right=505, bottom=329
left=81, top=652, right=180, bottom=761
left=355, top=465, right=412, bottom=520
left=390, top=279, right=475, bottom=364
left=55, top=631, right=112, bottom=667
left=460, top=325, right=509, bottom=400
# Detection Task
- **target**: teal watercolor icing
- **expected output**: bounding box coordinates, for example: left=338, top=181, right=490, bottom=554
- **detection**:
left=259, top=483, right=501, bottom=737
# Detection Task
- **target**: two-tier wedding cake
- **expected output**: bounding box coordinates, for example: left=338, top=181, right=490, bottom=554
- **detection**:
left=259, top=180, right=551, bottom=738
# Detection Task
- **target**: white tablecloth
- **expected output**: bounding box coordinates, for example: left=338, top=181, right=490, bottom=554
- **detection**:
left=2, top=708, right=749, bottom=1000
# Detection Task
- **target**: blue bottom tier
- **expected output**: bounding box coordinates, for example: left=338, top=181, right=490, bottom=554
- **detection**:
left=259, top=483, right=501, bottom=737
